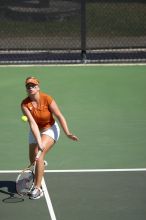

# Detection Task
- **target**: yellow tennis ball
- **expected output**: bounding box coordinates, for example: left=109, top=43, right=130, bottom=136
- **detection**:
left=21, top=115, right=28, bottom=122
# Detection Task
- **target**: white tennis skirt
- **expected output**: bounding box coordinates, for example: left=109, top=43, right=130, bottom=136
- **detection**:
left=29, top=121, right=60, bottom=144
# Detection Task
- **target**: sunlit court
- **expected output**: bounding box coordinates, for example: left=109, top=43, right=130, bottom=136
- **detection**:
left=0, top=0, right=146, bottom=219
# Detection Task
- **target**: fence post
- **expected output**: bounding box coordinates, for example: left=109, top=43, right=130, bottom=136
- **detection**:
left=81, top=0, right=86, bottom=63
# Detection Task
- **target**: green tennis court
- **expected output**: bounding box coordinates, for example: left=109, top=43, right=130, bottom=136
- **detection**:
left=0, top=64, right=146, bottom=220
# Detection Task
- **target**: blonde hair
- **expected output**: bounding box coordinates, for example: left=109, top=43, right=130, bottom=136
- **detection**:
left=25, top=76, right=39, bottom=85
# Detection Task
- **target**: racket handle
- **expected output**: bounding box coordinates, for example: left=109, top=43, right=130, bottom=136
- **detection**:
left=35, top=150, right=42, bottom=160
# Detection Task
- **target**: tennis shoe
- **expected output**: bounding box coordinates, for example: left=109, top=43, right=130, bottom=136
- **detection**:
left=29, top=187, right=43, bottom=200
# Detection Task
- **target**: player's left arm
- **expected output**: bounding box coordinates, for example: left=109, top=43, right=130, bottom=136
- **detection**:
left=49, top=100, right=79, bottom=141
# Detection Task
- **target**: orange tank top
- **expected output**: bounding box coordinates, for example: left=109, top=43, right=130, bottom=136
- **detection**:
left=21, top=92, right=55, bottom=130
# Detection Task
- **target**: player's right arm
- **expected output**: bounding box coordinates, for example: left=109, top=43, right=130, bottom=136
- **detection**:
left=21, top=104, right=44, bottom=151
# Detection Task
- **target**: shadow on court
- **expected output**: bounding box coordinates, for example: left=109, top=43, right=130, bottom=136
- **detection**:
left=0, top=173, right=51, bottom=220
left=0, top=171, right=146, bottom=220
left=0, top=180, right=16, bottom=195
left=0, top=180, right=25, bottom=203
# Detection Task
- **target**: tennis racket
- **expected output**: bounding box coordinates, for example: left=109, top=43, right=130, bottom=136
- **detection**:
left=16, top=150, right=42, bottom=196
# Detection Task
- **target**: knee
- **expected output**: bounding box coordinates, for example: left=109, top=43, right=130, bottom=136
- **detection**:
left=36, top=156, right=44, bottom=165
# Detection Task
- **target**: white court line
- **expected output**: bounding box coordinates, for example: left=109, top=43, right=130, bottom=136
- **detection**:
left=41, top=177, right=57, bottom=220
left=0, top=169, right=57, bottom=220
left=1, top=169, right=146, bottom=219
left=44, top=168, right=146, bottom=173
left=0, top=168, right=146, bottom=173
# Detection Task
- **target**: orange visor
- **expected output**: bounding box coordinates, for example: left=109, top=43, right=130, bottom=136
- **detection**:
left=25, top=78, right=39, bottom=85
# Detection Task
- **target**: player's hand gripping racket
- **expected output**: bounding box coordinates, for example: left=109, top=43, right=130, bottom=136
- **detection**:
left=16, top=150, right=42, bottom=196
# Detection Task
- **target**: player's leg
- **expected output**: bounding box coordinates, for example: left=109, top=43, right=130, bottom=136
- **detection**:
left=28, top=129, right=38, bottom=163
left=29, top=135, right=55, bottom=199
left=34, top=122, right=60, bottom=187
left=35, top=135, right=55, bottom=188
left=29, top=122, right=60, bottom=199
left=29, top=143, right=37, bottom=163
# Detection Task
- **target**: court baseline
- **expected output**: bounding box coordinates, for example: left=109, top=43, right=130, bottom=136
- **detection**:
left=0, top=168, right=146, bottom=220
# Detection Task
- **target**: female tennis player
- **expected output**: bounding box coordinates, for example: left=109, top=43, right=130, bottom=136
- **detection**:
left=21, top=76, right=79, bottom=199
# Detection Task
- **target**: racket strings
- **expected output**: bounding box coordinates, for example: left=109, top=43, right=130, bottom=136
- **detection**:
left=16, top=152, right=46, bottom=197
left=16, top=170, right=34, bottom=195
left=18, top=174, right=33, bottom=189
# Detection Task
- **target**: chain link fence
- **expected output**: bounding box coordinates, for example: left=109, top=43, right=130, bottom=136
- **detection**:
left=0, top=0, right=146, bottom=64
